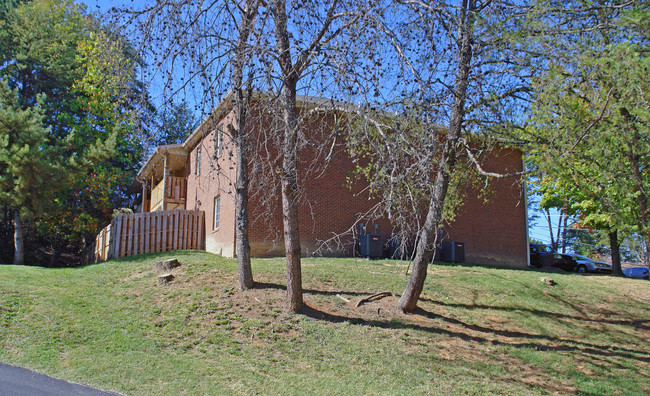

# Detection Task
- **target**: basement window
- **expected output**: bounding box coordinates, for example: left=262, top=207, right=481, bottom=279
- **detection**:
left=213, top=196, right=221, bottom=230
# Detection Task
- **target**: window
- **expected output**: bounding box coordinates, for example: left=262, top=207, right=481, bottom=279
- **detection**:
left=195, top=146, right=201, bottom=175
left=215, top=128, right=223, bottom=158
left=213, top=196, right=221, bottom=230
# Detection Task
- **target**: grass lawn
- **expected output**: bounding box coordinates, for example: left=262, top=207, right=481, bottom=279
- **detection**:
left=1, top=250, right=648, bottom=395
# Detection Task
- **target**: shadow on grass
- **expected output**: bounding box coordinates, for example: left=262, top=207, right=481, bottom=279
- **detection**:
left=257, top=280, right=649, bottom=333
left=299, top=302, right=650, bottom=365
left=253, top=281, right=650, bottom=363
left=256, top=281, right=377, bottom=298
left=417, top=296, right=650, bottom=331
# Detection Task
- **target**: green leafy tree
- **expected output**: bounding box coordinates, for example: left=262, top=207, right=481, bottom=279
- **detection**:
left=41, top=28, right=144, bottom=259
left=0, top=81, right=58, bottom=264
left=0, top=0, right=146, bottom=264
left=521, top=3, right=649, bottom=274
left=0, top=80, right=113, bottom=265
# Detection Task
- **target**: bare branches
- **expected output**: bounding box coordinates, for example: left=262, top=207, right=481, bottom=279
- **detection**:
left=567, top=86, right=614, bottom=153
left=459, top=138, right=527, bottom=179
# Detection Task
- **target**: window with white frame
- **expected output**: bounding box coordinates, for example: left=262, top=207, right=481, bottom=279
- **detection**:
left=195, top=146, right=201, bottom=175
left=215, top=128, right=223, bottom=158
left=213, top=196, right=221, bottom=230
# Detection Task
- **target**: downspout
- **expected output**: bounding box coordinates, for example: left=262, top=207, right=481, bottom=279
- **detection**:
left=523, top=155, right=531, bottom=268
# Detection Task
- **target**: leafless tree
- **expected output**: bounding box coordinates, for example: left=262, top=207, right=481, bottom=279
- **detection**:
left=123, top=0, right=266, bottom=290
left=267, top=0, right=372, bottom=312
left=125, top=0, right=375, bottom=311
left=345, top=0, right=533, bottom=312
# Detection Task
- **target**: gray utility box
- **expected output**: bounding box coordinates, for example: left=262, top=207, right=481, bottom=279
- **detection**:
left=441, top=241, right=465, bottom=263
left=360, top=234, right=382, bottom=258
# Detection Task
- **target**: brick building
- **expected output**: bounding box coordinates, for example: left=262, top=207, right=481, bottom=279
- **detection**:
left=131, top=94, right=529, bottom=268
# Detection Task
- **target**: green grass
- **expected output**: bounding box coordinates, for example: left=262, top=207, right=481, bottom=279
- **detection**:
left=1, top=251, right=648, bottom=395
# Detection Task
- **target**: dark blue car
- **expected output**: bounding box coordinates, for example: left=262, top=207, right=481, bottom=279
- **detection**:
left=623, top=267, right=650, bottom=280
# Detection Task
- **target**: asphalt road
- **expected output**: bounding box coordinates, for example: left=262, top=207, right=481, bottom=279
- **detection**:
left=0, top=363, right=121, bottom=396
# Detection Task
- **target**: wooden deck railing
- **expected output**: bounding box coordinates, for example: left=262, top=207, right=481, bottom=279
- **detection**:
left=151, top=176, right=187, bottom=211
left=93, top=209, right=205, bottom=263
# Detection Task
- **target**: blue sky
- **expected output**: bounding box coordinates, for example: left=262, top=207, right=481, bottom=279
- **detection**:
left=79, top=0, right=130, bottom=13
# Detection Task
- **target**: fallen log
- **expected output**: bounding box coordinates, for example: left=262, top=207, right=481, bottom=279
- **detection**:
left=356, top=291, right=394, bottom=307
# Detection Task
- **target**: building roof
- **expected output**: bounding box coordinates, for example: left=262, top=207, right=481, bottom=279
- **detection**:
left=179, top=91, right=367, bottom=151
left=133, top=91, right=447, bottom=186
left=135, top=143, right=187, bottom=181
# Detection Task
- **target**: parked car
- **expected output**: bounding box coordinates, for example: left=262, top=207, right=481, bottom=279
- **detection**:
left=529, top=243, right=552, bottom=268
left=570, top=254, right=613, bottom=274
left=552, top=253, right=579, bottom=272
left=623, top=267, right=650, bottom=279
left=529, top=244, right=578, bottom=272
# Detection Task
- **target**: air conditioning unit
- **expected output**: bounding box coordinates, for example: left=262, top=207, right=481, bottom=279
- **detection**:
left=360, top=234, right=382, bottom=258
left=441, top=241, right=465, bottom=263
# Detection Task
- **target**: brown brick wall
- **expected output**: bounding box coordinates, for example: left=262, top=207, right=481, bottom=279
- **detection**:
left=244, top=109, right=393, bottom=258
left=443, top=148, right=528, bottom=267
left=186, top=113, right=237, bottom=257
left=186, top=105, right=528, bottom=268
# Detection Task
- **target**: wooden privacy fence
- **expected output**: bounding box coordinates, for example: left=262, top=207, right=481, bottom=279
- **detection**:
left=93, top=209, right=205, bottom=263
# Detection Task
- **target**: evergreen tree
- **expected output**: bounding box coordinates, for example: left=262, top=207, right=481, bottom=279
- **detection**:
left=0, top=0, right=148, bottom=264
left=0, top=81, right=64, bottom=264
left=156, top=101, right=198, bottom=146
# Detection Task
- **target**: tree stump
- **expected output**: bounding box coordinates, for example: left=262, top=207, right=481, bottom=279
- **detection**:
left=157, top=273, right=174, bottom=286
left=156, top=258, right=181, bottom=272
left=540, top=277, right=556, bottom=286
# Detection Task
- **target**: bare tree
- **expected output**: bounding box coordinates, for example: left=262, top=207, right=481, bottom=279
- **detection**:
left=125, top=0, right=265, bottom=290
left=268, top=0, right=369, bottom=312
left=231, top=0, right=262, bottom=290
left=128, top=0, right=373, bottom=310
left=346, top=0, right=533, bottom=312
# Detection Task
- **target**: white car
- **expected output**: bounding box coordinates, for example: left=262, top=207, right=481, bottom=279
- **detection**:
left=571, top=254, right=613, bottom=274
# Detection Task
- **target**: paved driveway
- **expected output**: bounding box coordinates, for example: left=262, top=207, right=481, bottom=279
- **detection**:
left=0, top=363, right=120, bottom=396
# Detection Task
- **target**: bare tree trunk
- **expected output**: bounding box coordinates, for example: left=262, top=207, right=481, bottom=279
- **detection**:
left=397, top=166, right=452, bottom=312
left=13, top=210, right=24, bottom=265
left=279, top=86, right=303, bottom=312
left=274, top=0, right=303, bottom=313
left=544, top=209, right=557, bottom=252
left=234, top=112, right=254, bottom=290
left=608, top=230, right=623, bottom=276
left=232, top=0, right=261, bottom=291
left=397, top=0, right=476, bottom=313
left=625, top=128, right=650, bottom=266
left=555, top=211, right=563, bottom=252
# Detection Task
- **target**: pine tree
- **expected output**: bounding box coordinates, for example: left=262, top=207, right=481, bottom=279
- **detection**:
left=0, top=81, right=64, bottom=264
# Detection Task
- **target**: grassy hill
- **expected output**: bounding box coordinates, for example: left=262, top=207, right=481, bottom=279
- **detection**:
left=1, top=251, right=648, bottom=395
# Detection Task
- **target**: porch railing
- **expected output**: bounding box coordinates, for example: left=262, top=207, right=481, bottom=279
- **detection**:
left=150, top=176, right=187, bottom=211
